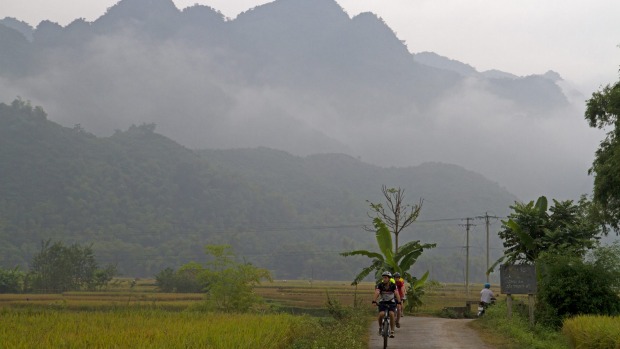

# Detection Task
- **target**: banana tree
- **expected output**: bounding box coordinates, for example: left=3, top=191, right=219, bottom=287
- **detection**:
left=341, top=217, right=436, bottom=285
left=488, top=197, right=547, bottom=274
left=489, top=195, right=600, bottom=274
left=405, top=270, right=429, bottom=311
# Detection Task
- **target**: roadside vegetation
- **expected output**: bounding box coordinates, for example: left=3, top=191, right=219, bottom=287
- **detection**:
left=474, top=300, right=569, bottom=349
left=469, top=193, right=620, bottom=349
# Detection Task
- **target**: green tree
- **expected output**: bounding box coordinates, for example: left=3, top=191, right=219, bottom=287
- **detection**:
left=0, top=267, right=24, bottom=293
left=341, top=217, right=435, bottom=286
left=91, top=264, right=117, bottom=291
left=202, top=244, right=271, bottom=312
left=175, top=262, right=205, bottom=293
left=492, top=196, right=600, bottom=270
left=27, top=240, right=101, bottom=293
left=154, top=267, right=176, bottom=292
left=367, top=185, right=423, bottom=253
left=154, top=263, right=206, bottom=293
left=585, top=76, right=620, bottom=232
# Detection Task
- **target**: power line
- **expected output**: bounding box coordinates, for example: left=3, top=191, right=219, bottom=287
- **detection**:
left=24, top=215, right=501, bottom=238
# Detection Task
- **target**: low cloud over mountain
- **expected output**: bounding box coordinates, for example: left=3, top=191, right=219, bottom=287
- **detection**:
left=0, top=0, right=602, bottom=200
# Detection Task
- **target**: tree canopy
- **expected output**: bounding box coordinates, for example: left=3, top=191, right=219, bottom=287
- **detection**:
left=26, top=240, right=115, bottom=293
left=493, top=196, right=600, bottom=270
left=366, top=186, right=423, bottom=253
left=585, top=77, right=620, bottom=232
left=155, top=244, right=271, bottom=312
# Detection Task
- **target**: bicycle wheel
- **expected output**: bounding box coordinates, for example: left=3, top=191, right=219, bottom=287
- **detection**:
left=382, top=318, right=390, bottom=349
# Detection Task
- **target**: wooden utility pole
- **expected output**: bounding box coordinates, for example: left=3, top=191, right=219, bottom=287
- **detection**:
left=460, top=218, right=475, bottom=295
left=476, top=213, right=499, bottom=283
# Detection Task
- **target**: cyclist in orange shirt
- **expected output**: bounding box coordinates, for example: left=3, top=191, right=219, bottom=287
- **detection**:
left=393, top=272, right=406, bottom=327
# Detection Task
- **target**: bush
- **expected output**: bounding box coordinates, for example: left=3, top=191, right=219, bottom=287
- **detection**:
left=290, top=302, right=370, bottom=349
left=536, top=248, right=620, bottom=328
left=325, top=291, right=350, bottom=320
left=175, top=262, right=205, bottom=293
left=154, top=267, right=176, bottom=292
left=201, top=245, right=272, bottom=312
left=0, top=267, right=24, bottom=293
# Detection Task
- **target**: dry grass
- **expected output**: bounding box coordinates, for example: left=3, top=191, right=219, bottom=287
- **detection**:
left=255, top=280, right=373, bottom=308
left=0, top=278, right=203, bottom=310
left=0, top=278, right=511, bottom=315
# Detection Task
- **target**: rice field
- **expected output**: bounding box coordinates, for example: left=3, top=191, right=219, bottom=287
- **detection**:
left=0, top=278, right=501, bottom=348
left=0, top=309, right=308, bottom=348
left=563, top=315, right=620, bottom=349
left=0, top=278, right=501, bottom=313
left=254, top=279, right=505, bottom=316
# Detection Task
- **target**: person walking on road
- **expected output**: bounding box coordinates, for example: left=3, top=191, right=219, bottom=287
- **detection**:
left=372, top=271, right=401, bottom=338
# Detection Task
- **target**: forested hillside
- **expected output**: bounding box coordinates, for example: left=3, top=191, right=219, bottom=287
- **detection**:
left=0, top=100, right=517, bottom=281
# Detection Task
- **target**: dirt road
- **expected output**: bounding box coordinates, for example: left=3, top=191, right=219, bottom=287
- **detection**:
left=368, top=315, right=495, bottom=349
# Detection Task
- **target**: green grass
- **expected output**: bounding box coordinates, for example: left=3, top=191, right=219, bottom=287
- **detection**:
left=474, top=300, right=570, bottom=349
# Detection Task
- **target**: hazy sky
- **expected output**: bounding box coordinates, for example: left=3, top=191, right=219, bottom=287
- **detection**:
left=2, top=0, right=619, bottom=94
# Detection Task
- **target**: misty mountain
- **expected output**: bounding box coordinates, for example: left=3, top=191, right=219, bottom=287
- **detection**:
left=413, top=51, right=479, bottom=77
left=0, top=0, right=595, bottom=201
left=0, top=99, right=516, bottom=281
left=0, top=17, right=33, bottom=41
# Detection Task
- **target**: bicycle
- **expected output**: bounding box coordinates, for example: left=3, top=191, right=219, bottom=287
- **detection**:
left=374, top=300, right=396, bottom=349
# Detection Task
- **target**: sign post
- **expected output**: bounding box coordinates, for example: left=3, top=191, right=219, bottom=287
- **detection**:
left=500, top=264, right=537, bottom=324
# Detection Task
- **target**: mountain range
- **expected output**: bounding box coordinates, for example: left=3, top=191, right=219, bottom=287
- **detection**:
left=0, top=0, right=597, bottom=201
left=0, top=0, right=603, bottom=281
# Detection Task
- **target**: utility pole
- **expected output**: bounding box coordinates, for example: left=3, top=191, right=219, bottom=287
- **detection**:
left=486, top=213, right=490, bottom=283
left=476, top=213, right=499, bottom=283
left=459, top=218, right=475, bottom=295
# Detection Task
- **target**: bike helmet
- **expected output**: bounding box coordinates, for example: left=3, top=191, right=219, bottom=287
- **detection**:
left=484, top=283, right=491, bottom=289
left=393, top=272, right=401, bottom=278
left=381, top=271, right=392, bottom=278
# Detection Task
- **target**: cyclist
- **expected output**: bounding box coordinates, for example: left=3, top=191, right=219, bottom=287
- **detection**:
left=372, top=271, right=401, bottom=338
left=393, top=272, right=406, bottom=327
